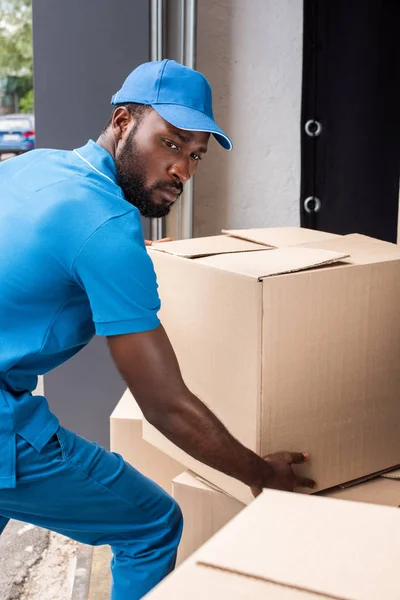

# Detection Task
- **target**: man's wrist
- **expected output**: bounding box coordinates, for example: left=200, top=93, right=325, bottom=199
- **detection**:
left=241, top=450, right=274, bottom=489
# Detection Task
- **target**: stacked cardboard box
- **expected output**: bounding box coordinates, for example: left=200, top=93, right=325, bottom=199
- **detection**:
left=172, top=471, right=245, bottom=565
left=173, top=469, right=400, bottom=565
left=144, top=487, right=400, bottom=599
left=110, top=389, right=183, bottom=494
left=136, top=227, right=400, bottom=562
left=144, top=228, right=400, bottom=504
left=111, top=227, right=400, bottom=571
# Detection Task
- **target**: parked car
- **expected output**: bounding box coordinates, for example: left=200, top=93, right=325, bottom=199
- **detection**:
left=0, top=114, right=35, bottom=158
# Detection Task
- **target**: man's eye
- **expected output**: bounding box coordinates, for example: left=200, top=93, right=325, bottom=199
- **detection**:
left=164, top=140, right=179, bottom=150
left=191, top=154, right=202, bottom=161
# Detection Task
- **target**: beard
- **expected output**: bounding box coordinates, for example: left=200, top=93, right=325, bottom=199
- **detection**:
left=115, top=127, right=182, bottom=219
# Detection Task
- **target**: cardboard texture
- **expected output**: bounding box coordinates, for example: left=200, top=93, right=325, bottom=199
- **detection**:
left=173, top=471, right=245, bottom=565
left=173, top=470, right=400, bottom=567
left=197, top=246, right=349, bottom=278
left=147, top=228, right=400, bottom=504
left=322, top=476, right=400, bottom=507
left=194, top=490, right=400, bottom=600
left=110, top=390, right=183, bottom=493
left=145, top=489, right=400, bottom=600
left=223, top=226, right=340, bottom=247
left=382, top=467, right=400, bottom=480
left=151, top=234, right=265, bottom=258
left=300, top=233, right=400, bottom=265
left=145, top=561, right=317, bottom=599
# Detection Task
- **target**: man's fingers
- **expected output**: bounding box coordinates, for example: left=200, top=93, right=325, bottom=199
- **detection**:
left=145, top=238, right=172, bottom=247
left=288, top=452, right=310, bottom=465
left=295, top=477, right=316, bottom=489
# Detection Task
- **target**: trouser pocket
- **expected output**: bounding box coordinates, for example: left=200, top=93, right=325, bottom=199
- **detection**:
left=39, top=426, right=69, bottom=463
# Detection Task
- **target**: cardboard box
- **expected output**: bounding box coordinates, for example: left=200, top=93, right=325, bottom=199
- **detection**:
left=145, top=561, right=297, bottom=599
left=146, top=229, right=400, bottom=503
left=173, top=471, right=245, bottom=565
left=382, top=467, right=400, bottom=480
left=145, top=488, right=400, bottom=599
left=110, top=390, right=183, bottom=493
left=322, top=475, right=400, bottom=506
left=172, top=469, right=400, bottom=566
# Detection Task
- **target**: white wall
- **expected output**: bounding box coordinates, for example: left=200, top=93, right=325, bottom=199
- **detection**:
left=194, top=0, right=303, bottom=237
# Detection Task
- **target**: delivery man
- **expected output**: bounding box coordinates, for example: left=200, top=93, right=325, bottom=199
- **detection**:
left=0, top=60, right=315, bottom=599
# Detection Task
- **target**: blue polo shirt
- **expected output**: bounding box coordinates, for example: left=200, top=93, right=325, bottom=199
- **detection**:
left=0, top=140, right=160, bottom=488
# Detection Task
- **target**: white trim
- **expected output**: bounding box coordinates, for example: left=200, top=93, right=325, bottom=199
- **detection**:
left=73, top=149, right=116, bottom=184
left=169, top=126, right=233, bottom=150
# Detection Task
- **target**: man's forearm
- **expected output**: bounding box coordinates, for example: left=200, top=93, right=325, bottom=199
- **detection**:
left=108, top=327, right=313, bottom=493
left=145, top=390, right=273, bottom=489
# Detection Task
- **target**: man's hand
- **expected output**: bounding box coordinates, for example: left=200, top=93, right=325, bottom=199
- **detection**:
left=107, top=326, right=316, bottom=496
left=251, top=452, right=314, bottom=497
left=144, top=237, right=172, bottom=246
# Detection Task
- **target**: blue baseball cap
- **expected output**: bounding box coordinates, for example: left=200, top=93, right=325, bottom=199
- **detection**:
left=111, top=59, right=232, bottom=151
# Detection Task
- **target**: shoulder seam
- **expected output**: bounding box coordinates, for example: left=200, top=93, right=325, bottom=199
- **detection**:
left=70, top=209, right=139, bottom=279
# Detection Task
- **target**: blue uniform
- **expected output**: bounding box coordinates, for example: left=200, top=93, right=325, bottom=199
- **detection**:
left=0, top=142, right=182, bottom=599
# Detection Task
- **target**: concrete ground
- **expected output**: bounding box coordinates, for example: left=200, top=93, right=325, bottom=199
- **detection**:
left=0, top=520, right=77, bottom=600
left=88, top=546, right=112, bottom=600
left=0, top=520, right=112, bottom=600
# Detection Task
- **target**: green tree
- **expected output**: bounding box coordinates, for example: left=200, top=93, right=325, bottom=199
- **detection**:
left=0, top=0, right=32, bottom=80
left=19, top=87, right=33, bottom=112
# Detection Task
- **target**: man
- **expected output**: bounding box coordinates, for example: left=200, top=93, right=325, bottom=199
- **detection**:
left=0, top=60, right=314, bottom=599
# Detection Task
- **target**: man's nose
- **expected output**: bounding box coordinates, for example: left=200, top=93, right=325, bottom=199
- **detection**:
left=168, top=158, right=192, bottom=185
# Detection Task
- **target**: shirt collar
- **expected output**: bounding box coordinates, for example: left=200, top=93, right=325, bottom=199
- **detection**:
left=73, top=139, right=118, bottom=186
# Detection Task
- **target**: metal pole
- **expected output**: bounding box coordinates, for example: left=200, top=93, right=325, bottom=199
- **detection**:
left=176, top=1, right=185, bottom=241
left=150, top=0, right=197, bottom=240
left=150, top=0, right=165, bottom=241
left=184, top=1, right=197, bottom=71
left=179, top=0, right=197, bottom=239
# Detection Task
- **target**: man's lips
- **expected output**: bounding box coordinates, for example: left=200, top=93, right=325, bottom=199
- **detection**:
left=159, top=187, right=182, bottom=203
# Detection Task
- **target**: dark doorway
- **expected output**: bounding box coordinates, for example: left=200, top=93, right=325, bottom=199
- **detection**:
left=301, top=0, right=400, bottom=242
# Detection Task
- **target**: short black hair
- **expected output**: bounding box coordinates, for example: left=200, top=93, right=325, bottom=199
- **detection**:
left=102, top=102, right=152, bottom=134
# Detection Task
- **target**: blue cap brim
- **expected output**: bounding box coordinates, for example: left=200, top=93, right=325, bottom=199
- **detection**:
left=151, top=104, right=232, bottom=151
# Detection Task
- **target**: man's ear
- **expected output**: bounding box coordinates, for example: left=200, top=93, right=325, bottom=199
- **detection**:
left=111, top=107, right=133, bottom=142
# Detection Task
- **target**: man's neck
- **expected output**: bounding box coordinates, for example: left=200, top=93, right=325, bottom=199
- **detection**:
left=96, top=130, right=117, bottom=160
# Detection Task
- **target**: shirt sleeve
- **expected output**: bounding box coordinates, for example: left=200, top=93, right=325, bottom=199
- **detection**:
left=72, top=210, right=161, bottom=336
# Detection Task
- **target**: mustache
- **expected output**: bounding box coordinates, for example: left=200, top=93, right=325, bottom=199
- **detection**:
left=153, top=181, right=183, bottom=196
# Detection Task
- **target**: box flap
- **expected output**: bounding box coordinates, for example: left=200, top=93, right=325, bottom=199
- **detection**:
left=196, top=489, right=400, bottom=600
left=174, top=470, right=243, bottom=498
left=150, top=235, right=266, bottom=258
left=196, top=247, right=349, bottom=279
left=382, top=468, right=400, bottom=480
left=223, top=227, right=340, bottom=248
left=300, top=234, right=400, bottom=265
left=110, top=389, right=143, bottom=420
left=173, top=471, right=212, bottom=491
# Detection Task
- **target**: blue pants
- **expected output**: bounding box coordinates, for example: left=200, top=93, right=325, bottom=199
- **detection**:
left=0, top=426, right=183, bottom=599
